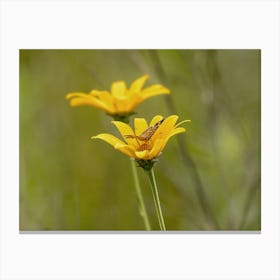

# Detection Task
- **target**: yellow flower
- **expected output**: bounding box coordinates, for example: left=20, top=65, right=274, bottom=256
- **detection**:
left=66, top=75, right=170, bottom=118
left=92, top=115, right=190, bottom=168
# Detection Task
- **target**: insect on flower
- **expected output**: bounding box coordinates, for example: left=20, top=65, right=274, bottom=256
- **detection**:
left=92, top=115, right=190, bottom=160
left=125, top=118, right=165, bottom=151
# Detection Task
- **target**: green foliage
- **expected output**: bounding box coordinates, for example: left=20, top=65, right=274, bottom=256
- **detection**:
left=20, top=50, right=260, bottom=230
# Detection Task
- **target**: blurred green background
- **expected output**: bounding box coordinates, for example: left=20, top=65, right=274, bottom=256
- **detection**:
left=20, top=50, right=260, bottom=231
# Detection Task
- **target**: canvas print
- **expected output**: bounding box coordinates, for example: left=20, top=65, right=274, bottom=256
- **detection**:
left=20, top=50, right=261, bottom=231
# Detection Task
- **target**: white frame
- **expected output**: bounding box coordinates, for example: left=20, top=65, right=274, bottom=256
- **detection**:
left=1, top=0, right=279, bottom=279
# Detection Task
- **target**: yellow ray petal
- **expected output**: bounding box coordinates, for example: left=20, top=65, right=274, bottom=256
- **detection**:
left=114, top=143, right=135, bottom=157
left=121, top=93, right=142, bottom=112
left=169, top=119, right=190, bottom=141
left=175, top=119, right=191, bottom=128
left=141, top=85, right=170, bottom=101
left=151, top=115, right=179, bottom=141
left=135, top=150, right=149, bottom=160
left=168, top=127, right=186, bottom=138
left=129, top=75, right=149, bottom=93
left=67, top=96, right=111, bottom=113
left=164, top=115, right=179, bottom=127
left=150, top=115, right=164, bottom=126
left=155, top=127, right=186, bottom=154
left=89, top=90, right=112, bottom=102
left=134, top=118, right=148, bottom=136
left=89, top=90, right=115, bottom=113
left=66, top=92, right=91, bottom=99
left=111, top=81, right=127, bottom=99
left=91, top=133, right=126, bottom=148
left=112, top=98, right=132, bottom=114
left=149, top=139, right=165, bottom=159
left=112, top=121, right=138, bottom=148
left=89, top=90, right=106, bottom=96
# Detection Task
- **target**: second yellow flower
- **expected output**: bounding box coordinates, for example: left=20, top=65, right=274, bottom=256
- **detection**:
left=66, top=75, right=170, bottom=117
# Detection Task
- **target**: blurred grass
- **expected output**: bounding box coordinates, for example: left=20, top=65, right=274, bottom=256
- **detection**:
left=20, top=50, right=261, bottom=230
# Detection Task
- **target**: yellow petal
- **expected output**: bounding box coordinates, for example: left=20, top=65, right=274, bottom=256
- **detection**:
left=129, top=75, right=149, bottom=93
left=114, top=143, right=135, bottom=157
left=140, top=85, right=170, bottom=101
left=111, top=81, right=127, bottom=99
left=175, top=119, right=191, bottom=128
left=149, top=139, right=165, bottom=159
left=89, top=90, right=112, bottom=102
left=88, top=90, right=115, bottom=113
left=111, top=121, right=138, bottom=148
left=135, top=150, right=149, bottom=160
left=150, top=115, right=164, bottom=126
left=112, top=99, right=132, bottom=114
left=67, top=96, right=111, bottom=112
left=155, top=127, right=186, bottom=155
left=91, top=133, right=126, bottom=147
left=151, top=115, right=179, bottom=141
left=66, top=92, right=114, bottom=112
left=116, top=93, right=142, bottom=113
left=89, top=90, right=106, bottom=96
left=163, top=127, right=186, bottom=146
left=66, top=92, right=91, bottom=99
left=134, top=118, right=148, bottom=136
left=168, top=127, right=186, bottom=138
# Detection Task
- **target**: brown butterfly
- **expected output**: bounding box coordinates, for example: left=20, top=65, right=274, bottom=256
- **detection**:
left=125, top=118, right=165, bottom=142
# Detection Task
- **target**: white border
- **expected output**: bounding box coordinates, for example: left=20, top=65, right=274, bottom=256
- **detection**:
left=1, top=1, right=279, bottom=279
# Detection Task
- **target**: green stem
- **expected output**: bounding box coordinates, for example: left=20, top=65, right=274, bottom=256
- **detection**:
left=130, top=158, right=151, bottom=230
left=147, top=167, right=166, bottom=231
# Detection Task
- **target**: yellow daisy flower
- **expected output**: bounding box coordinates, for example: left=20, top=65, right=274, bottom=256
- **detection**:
left=92, top=115, right=190, bottom=170
left=66, top=75, right=170, bottom=120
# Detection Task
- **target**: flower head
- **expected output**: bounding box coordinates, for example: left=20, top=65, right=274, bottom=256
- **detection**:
left=66, top=75, right=170, bottom=119
left=92, top=115, right=190, bottom=169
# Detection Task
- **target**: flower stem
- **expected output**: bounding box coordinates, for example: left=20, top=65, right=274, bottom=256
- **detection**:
left=147, top=167, right=166, bottom=231
left=130, top=158, right=151, bottom=230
